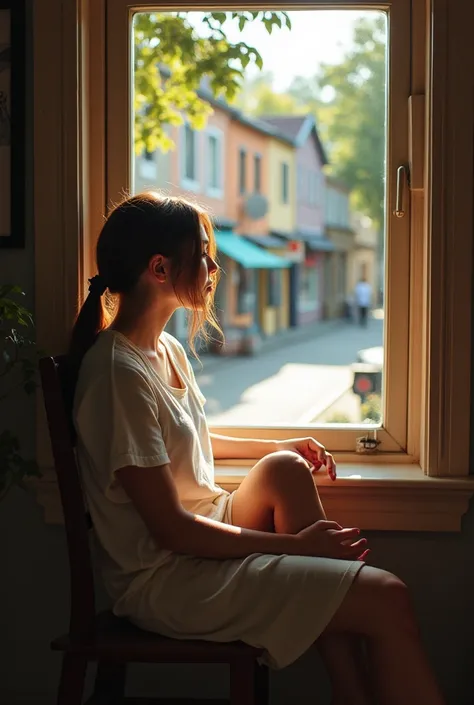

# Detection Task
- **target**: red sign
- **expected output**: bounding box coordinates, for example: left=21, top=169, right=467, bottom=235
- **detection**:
left=354, top=375, right=373, bottom=395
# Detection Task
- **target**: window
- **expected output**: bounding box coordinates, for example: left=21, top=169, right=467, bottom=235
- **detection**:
left=181, top=123, right=199, bottom=190
left=206, top=127, right=223, bottom=197
left=254, top=153, right=262, bottom=194
left=123, top=7, right=405, bottom=448
left=237, top=265, right=254, bottom=314
left=281, top=162, right=289, bottom=204
left=268, top=269, right=281, bottom=307
left=239, top=148, right=246, bottom=194
left=138, top=148, right=157, bottom=180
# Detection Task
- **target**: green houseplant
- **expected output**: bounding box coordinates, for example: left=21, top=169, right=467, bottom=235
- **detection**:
left=0, top=284, right=41, bottom=500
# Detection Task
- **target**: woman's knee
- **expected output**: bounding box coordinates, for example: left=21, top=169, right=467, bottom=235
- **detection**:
left=256, top=450, right=312, bottom=492
left=327, top=566, right=418, bottom=638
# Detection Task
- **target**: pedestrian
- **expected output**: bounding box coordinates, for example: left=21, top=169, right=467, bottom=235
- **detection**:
left=354, top=275, right=372, bottom=327
left=68, top=191, right=445, bottom=705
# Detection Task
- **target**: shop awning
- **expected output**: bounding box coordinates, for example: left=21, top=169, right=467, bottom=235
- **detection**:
left=271, top=229, right=336, bottom=253
left=215, top=231, right=291, bottom=269
left=305, top=235, right=336, bottom=252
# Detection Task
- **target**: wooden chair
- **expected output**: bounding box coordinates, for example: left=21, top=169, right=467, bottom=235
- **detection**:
left=39, top=355, right=269, bottom=705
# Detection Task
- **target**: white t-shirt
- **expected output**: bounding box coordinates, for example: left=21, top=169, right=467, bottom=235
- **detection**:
left=73, top=329, right=229, bottom=601
left=354, top=281, right=372, bottom=307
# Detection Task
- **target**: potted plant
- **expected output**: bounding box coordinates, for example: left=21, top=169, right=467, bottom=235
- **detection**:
left=0, top=284, right=41, bottom=500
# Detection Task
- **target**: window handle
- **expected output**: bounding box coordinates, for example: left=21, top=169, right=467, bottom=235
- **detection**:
left=393, top=165, right=408, bottom=218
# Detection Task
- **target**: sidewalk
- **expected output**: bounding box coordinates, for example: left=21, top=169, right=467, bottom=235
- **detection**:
left=191, top=317, right=348, bottom=374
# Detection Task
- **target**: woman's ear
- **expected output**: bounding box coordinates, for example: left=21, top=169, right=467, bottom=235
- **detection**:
left=150, top=255, right=167, bottom=282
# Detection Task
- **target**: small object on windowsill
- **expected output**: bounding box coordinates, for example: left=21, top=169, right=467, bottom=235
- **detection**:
left=356, top=430, right=381, bottom=454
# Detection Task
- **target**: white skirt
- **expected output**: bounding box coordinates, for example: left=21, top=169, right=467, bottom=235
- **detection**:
left=113, top=493, right=363, bottom=669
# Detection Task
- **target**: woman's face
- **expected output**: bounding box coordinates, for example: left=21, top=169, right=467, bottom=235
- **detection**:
left=198, top=224, right=218, bottom=296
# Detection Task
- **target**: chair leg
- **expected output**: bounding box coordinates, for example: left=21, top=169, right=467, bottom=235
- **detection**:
left=88, top=662, right=127, bottom=704
left=230, top=659, right=256, bottom=705
left=56, top=653, right=87, bottom=705
left=255, top=663, right=270, bottom=705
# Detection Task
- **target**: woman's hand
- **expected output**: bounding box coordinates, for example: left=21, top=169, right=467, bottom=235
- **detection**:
left=296, top=520, right=369, bottom=561
left=277, top=437, right=337, bottom=481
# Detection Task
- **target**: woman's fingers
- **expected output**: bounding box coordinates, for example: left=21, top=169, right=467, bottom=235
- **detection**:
left=336, top=527, right=361, bottom=541
left=325, top=453, right=337, bottom=481
left=340, top=538, right=368, bottom=558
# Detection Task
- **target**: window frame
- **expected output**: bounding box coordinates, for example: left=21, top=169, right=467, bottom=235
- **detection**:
left=32, top=0, right=474, bottom=529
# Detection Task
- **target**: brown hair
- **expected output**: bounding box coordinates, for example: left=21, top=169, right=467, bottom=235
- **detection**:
left=68, top=190, right=221, bottom=380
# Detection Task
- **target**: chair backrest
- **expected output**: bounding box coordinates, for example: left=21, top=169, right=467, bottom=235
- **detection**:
left=39, top=355, right=96, bottom=635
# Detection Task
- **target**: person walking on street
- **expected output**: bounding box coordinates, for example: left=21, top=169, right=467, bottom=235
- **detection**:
left=354, top=276, right=372, bottom=327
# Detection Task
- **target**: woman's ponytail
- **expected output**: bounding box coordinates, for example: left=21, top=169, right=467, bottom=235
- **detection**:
left=67, top=275, right=109, bottom=397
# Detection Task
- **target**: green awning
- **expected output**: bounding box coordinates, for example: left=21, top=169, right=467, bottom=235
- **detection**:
left=215, top=231, right=291, bottom=269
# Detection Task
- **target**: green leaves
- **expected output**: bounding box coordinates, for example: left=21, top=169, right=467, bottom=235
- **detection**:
left=316, top=16, right=387, bottom=228
left=238, top=15, right=386, bottom=230
left=133, top=10, right=291, bottom=154
left=0, top=285, right=40, bottom=500
left=0, top=284, right=33, bottom=327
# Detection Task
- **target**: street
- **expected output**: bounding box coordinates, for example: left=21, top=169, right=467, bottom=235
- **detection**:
left=195, top=317, right=384, bottom=426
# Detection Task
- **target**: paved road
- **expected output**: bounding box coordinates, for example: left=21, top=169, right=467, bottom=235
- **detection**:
left=195, top=318, right=383, bottom=426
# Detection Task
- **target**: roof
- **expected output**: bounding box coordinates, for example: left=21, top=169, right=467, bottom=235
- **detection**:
left=261, top=114, right=329, bottom=165
left=243, top=234, right=287, bottom=249
left=260, top=116, right=307, bottom=141
left=202, top=91, right=295, bottom=146
left=215, top=231, right=291, bottom=269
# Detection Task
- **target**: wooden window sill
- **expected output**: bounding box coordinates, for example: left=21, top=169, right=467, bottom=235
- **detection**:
left=34, top=463, right=474, bottom=531
left=216, top=463, right=474, bottom=532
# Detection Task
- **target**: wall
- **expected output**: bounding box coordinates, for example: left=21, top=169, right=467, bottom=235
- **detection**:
left=296, top=133, right=325, bottom=235
left=135, top=105, right=232, bottom=222
left=227, top=119, right=270, bottom=236
left=267, top=138, right=296, bottom=236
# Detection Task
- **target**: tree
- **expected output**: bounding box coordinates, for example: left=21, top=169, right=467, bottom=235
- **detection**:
left=134, top=11, right=291, bottom=154
left=235, top=72, right=304, bottom=116
left=313, top=16, right=387, bottom=228
left=239, top=16, right=386, bottom=228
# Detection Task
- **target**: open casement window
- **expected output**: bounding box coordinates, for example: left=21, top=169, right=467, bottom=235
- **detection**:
left=105, top=0, right=411, bottom=457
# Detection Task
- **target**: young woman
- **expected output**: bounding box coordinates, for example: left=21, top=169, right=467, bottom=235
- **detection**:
left=70, top=191, right=444, bottom=705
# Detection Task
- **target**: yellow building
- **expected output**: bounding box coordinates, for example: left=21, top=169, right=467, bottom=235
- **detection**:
left=267, top=136, right=297, bottom=236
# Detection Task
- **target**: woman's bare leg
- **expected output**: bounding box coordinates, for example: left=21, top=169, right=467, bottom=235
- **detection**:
left=326, top=566, right=445, bottom=705
left=231, top=450, right=372, bottom=705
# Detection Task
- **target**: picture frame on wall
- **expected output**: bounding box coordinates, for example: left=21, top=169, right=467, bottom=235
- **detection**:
left=0, top=0, right=25, bottom=249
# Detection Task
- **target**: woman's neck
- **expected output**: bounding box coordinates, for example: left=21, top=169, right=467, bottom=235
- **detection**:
left=110, top=298, right=176, bottom=353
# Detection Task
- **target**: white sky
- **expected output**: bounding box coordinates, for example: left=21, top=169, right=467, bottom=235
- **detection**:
left=188, top=10, right=380, bottom=91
